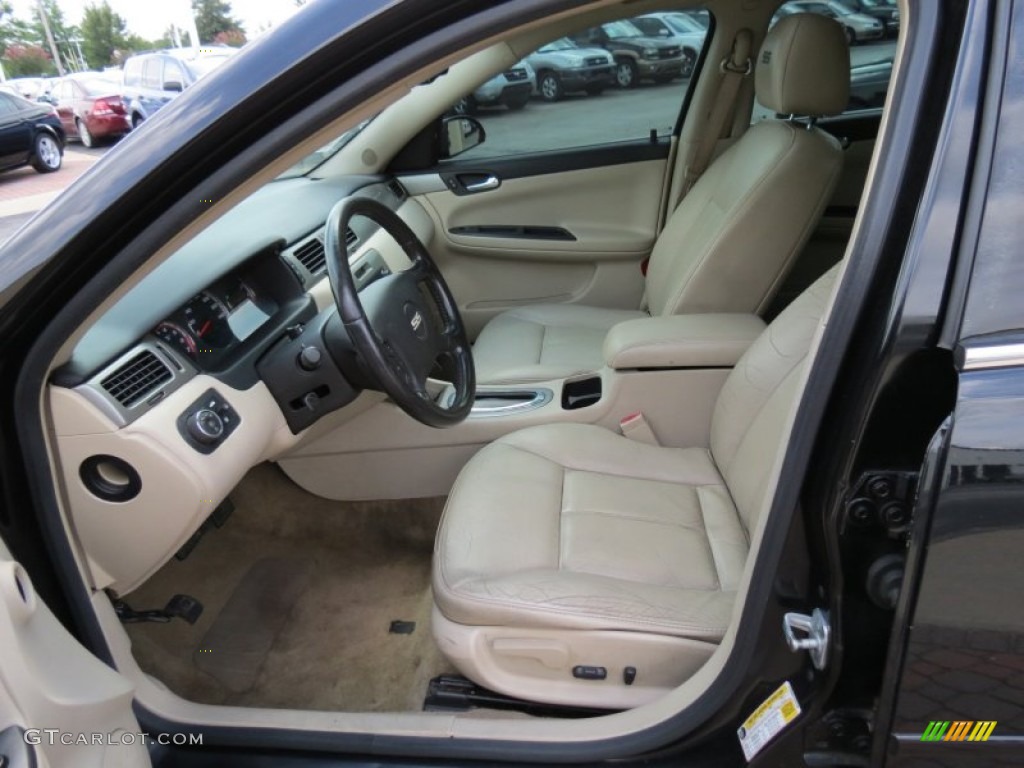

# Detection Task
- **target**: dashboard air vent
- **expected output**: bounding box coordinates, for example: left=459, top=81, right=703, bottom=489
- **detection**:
left=345, top=227, right=358, bottom=249
left=293, top=236, right=326, bottom=274
left=387, top=179, right=406, bottom=201
left=100, top=350, right=172, bottom=407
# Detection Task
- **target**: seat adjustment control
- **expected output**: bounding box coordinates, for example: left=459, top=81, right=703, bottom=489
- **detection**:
left=572, top=665, right=607, bottom=681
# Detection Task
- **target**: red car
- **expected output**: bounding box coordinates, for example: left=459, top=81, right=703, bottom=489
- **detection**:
left=49, top=75, right=130, bottom=148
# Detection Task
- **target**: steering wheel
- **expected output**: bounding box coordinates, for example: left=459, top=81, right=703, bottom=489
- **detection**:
left=324, top=196, right=474, bottom=427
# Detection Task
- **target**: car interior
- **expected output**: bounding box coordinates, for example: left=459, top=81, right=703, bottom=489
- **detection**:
left=27, top=0, right=906, bottom=749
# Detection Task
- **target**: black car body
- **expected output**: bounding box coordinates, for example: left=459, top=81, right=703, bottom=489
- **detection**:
left=570, top=20, right=689, bottom=87
left=0, top=91, right=64, bottom=174
left=0, top=1, right=1022, bottom=767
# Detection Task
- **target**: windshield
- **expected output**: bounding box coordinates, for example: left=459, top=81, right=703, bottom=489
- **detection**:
left=825, top=2, right=854, bottom=16
left=664, top=14, right=705, bottom=34
left=187, top=55, right=234, bottom=79
left=79, top=79, right=118, bottom=95
left=602, top=20, right=644, bottom=39
left=539, top=37, right=577, bottom=52
left=276, top=118, right=373, bottom=180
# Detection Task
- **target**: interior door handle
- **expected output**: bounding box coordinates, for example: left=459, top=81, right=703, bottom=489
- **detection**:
left=463, top=175, right=500, bottom=192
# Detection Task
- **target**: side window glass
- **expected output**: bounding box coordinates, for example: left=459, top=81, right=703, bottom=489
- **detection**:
left=125, top=60, right=141, bottom=87
left=447, top=10, right=710, bottom=160
left=142, top=59, right=163, bottom=90
left=164, top=60, right=186, bottom=88
left=0, top=95, right=15, bottom=115
left=753, top=1, right=896, bottom=121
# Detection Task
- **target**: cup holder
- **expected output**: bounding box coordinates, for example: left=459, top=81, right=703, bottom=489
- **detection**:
left=562, top=376, right=602, bottom=410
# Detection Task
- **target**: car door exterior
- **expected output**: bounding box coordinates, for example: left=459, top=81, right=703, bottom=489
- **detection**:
left=863, top=1, right=1024, bottom=763
left=52, top=81, right=78, bottom=138
left=0, top=94, right=33, bottom=168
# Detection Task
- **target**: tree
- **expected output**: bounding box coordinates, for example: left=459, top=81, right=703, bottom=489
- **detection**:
left=191, top=0, right=244, bottom=44
left=80, top=1, right=127, bottom=69
left=32, top=0, right=79, bottom=72
left=0, top=1, right=35, bottom=59
left=3, top=42, right=54, bottom=76
left=213, top=28, right=245, bottom=47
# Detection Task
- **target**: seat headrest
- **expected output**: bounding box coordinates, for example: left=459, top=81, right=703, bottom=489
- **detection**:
left=755, top=13, right=850, bottom=117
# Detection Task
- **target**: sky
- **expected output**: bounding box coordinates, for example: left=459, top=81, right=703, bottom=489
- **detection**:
left=10, top=0, right=306, bottom=42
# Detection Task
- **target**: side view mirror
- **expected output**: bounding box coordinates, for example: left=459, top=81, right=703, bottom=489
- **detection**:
left=441, top=115, right=486, bottom=159
left=36, top=95, right=56, bottom=105
left=163, top=80, right=184, bottom=93
left=657, top=28, right=671, bottom=37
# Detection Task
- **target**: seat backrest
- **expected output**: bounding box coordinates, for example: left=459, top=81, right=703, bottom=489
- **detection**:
left=645, top=13, right=850, bottom=319
left=710, top=263, right=839, bottom=533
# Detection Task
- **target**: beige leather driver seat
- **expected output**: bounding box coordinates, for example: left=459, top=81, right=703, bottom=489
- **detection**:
left=472, top=14, right=849, bottom=384
left=433, top=264, right=840, bottom=708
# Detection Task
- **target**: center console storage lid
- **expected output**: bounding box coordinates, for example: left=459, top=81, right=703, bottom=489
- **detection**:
left=603, top=313, right=766, bottom=370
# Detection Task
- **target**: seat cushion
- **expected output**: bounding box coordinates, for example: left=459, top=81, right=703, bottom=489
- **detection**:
left=472, top=304, right=647, bottom=385
left=433, top=423, right=748, bottom=641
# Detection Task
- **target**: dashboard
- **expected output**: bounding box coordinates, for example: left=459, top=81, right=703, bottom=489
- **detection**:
left=49, top=174, right=426, bottom=594
left=154, top=269, right=279, bottom=370
left=58, top=175, right=407, bottom=429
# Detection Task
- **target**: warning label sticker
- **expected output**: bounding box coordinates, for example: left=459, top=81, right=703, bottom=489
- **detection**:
left=737, top=680, right=802, bottom=762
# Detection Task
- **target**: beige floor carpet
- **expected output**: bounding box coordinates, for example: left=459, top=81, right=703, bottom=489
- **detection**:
left=125, top=462, right=455, bottom=712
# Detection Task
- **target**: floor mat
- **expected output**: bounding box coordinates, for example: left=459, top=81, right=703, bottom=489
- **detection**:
left=125, top=462, right=455, bottom=712
left=194, top=557, right=314, bottom=693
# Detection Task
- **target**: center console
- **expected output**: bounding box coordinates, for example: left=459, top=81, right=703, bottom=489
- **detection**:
left=279, top=312, right=767, bottom=500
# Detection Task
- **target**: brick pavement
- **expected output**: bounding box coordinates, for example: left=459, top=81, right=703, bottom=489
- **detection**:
left=0, top=146, right=101, bottom=217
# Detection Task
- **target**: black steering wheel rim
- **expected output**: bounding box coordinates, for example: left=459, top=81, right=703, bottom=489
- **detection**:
left=324, top=196, right=474, bottom=427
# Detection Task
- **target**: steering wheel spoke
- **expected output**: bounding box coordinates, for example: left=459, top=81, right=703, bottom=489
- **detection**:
left=324, top=196, right=475, bottom=427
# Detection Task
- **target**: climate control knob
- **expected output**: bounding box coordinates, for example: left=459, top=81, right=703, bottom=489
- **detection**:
left=186, top=409, right=224, bottom=445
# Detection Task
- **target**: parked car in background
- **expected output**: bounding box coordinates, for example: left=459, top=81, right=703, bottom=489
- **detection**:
left=48, top=75, right=130, bottom=148
left=3, top=77, right=50, bottom=101
left=848, top=56, right=893, bottom=109
left=843, top=0, right=900, bottom=36
left=0, top=91, right=63, bottom=173
left=122, top=47, right=236, bottom=127
left=525, top=38, right=614, bottom=101
left=775, top=0, right=886, bottom=44
left=630, top=12, right=707, bottom=78
left=453, top=61, right=536, bottom=114
left=570, top=20, right=688, bottom=88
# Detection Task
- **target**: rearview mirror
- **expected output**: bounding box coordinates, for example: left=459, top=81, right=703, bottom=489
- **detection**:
left=441, top=116, right=485, bottom=159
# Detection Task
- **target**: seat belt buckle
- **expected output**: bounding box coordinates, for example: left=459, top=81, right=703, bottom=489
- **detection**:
left=620, top=411, right=660, bottom=446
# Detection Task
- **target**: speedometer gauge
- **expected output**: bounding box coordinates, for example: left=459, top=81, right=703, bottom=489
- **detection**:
left=184, top=291, right=234, bottom=352
left=154, top=321, right=197, bottom=358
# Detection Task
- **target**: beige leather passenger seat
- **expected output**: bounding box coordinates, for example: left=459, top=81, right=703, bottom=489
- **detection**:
left=432, top=262, right=841, bottom=708
left=472, top=14, right=849, bottom=384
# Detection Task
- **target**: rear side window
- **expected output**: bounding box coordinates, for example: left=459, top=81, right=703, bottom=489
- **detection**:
left=124, top=59, right=142, bottom=87
left=163, top=60, right=186, bottom=88
left=142, top=59, right=163, bottom=90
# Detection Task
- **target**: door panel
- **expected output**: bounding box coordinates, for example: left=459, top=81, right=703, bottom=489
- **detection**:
left=0, top=545, right=147, bottom=767
left=408, top=155, right=667, bottom=337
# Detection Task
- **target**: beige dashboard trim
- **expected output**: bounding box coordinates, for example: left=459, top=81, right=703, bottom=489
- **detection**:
left=50, top=377, right=300, bottom=595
